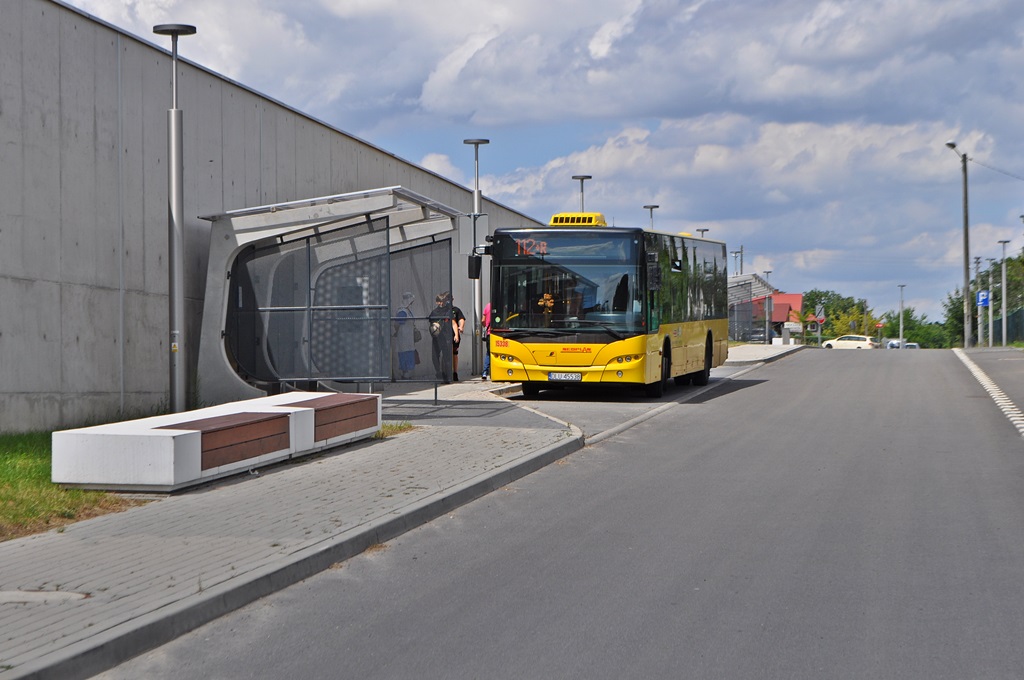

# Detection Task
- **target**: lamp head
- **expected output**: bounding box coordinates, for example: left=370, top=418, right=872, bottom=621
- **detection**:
left=153, top=24, right=197, bottom=37
left=945, top=140, right=957, bottom=150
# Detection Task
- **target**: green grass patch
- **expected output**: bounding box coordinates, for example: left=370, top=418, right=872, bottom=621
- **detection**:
left=0, top=432, right=141, bottom=542
left=374, top=421, right=414, bottom=439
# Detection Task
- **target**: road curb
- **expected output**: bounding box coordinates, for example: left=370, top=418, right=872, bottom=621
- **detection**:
left=724, top=345, right=806, bottom=366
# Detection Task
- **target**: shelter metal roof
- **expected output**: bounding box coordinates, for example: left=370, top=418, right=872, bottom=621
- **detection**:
left=199, top=186, right=463, bottom=245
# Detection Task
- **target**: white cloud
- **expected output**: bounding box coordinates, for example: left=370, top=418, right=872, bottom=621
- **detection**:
left=419, top=153, right=464, bottom=182
left=64, top=0, right=1024, bottom=321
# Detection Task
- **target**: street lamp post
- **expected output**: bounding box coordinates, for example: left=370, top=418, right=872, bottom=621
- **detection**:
left=987, top=258, right=996, bottom=347
left=464, top=138, right=489, bottom=377
left=763, top=270, right=772, bottom=344
left=643, top=204, right=658, bottom=229
left=697, top=228, right=709, bottom=238
left=1000, top=239, right=1010, bottom=346
left=154, top=23, right=196, bottom=413
left=974, top=256, right=983, bottom=347
left=898, top=284, right=906, bottom=348
left=946, top=141, right=971, bottom=348
left=571, top=175, right=592, bottom=212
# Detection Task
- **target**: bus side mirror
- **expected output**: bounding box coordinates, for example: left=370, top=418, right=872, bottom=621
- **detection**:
left=468, top=255, right=482, bottom=279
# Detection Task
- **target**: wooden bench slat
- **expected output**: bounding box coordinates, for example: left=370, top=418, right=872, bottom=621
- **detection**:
left=157, top=412, right=291, bottom=470
left=315, top=412, right=379, bottom=441
left=202, top=431, right=291, bottom=470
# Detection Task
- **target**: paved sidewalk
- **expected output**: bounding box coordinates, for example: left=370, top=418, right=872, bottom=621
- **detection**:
left=0, top=383, right=581, bottom=680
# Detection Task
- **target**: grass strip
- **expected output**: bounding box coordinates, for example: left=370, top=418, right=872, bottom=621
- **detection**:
left=0, top=432, right=140, bottom=542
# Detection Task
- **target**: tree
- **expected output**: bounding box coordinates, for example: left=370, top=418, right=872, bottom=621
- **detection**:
left=881, top=306, right=950, bottom=348
left=942, top=288, right=968, bottom=347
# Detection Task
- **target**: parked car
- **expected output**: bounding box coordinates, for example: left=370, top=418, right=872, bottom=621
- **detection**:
left=886, top=339, right=920, bottom=349
left=823, top=334, right=879, bottom=349
left=905, top=342, right=920, bottom=349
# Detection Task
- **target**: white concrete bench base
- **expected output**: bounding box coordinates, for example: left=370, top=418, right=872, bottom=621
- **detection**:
left=52, top=392, right=381, bottom=492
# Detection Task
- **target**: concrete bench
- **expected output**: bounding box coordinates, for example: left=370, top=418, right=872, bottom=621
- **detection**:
left=52, top=392, right=381, bottom=492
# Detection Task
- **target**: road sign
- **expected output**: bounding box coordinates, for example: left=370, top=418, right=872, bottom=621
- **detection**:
left=977, top=290, right=990, bottom=308
left=876, top=322, right=884, bottom=328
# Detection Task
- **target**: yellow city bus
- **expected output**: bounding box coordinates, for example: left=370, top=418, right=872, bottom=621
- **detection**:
left=488, top=212, right=728, bottom=397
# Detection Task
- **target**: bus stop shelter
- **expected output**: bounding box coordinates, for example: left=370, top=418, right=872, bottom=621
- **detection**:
left=198, top=187, right=463, bottom=406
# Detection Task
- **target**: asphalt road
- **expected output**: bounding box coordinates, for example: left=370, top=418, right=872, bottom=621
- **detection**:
left=97, top=348, right=1024, bottom=679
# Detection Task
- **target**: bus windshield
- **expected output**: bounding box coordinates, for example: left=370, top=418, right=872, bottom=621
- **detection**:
left=491, top=230, right=645, bottom=338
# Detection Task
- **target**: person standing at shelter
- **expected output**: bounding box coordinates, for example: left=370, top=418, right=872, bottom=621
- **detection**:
left=428, top=292, right=456, bottom=383
left=481, top=301, right=492, bottom=380
left=450, top=296, right=466, bottom=381
left=394, top=292, right=417, bottom=379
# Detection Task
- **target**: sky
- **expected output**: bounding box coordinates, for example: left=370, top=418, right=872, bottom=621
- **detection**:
left=70, top=0, right=1024, bottom=322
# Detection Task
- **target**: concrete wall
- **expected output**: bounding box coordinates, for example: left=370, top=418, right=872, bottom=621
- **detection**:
left=0, top=0, right=541, bottom=433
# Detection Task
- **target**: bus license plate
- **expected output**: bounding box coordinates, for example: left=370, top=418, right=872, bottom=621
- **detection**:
left=549, top=372, right=582, bottom=382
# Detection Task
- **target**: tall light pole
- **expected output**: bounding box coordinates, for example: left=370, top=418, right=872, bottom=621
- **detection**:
left=974, top=256, right=983, bottom=347
left=464, top=138, right=489, bottom=377
left=697, top=228, right=709, bottom=238
left=763, top=270, right=772, bottom=344
left=154, top=23, right=196, bottom=413
left=987, top=258, right=996, bottom=347
left=1000, top=239, right=1010, bottom=346
left=571, top=175, right=592, bottom=212
left=946, top=141, right=971, bottom=348
left=643, top=204, right=658, bottom=229
left=898, top=284, right=906, bottom=348
left=730, top=250, right=740, bottom=272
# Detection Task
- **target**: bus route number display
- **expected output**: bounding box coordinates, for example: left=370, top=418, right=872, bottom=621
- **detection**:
left=515, top=238, right=548, bottom=256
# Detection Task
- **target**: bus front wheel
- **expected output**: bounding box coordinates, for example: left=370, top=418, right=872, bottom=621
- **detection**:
left=521, top=382, right=541, bottom=397
left=692, top=337, right=713, bottom=386
left=645, top=345, right=670, bottom=398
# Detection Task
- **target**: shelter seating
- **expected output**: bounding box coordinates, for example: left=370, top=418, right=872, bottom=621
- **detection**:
left=52, top=392, right=381, bottom=492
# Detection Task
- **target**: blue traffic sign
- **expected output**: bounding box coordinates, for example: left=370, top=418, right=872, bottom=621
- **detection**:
left=977, top=290, right=990, bottom=308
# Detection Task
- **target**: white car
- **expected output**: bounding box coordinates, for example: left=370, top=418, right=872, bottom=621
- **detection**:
left=823, top=334, right=879, bottom=349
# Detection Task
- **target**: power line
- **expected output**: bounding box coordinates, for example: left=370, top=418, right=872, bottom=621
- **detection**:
left=968, top=157, right=1024, bottom=183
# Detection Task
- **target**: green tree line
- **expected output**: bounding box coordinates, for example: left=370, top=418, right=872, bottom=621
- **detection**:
left=797, top=251, right=1024, bottom=349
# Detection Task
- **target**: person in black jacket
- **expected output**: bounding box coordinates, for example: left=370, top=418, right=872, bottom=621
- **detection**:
left=450, top=298, right=466, bottom=381
left=427, top=292, right=455, bottom=382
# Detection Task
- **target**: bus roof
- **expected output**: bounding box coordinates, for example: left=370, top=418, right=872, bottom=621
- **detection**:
left=549, top=212, right=608, bottom=227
